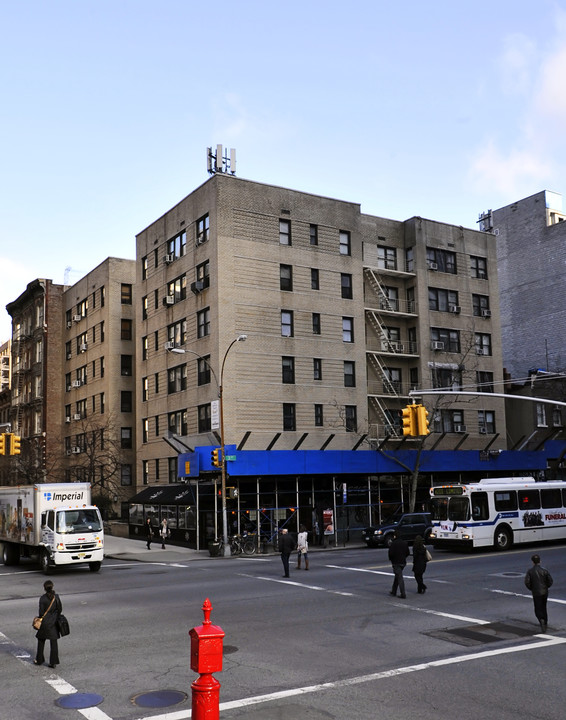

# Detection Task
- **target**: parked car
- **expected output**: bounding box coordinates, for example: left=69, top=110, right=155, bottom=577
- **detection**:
left=362, top=512, right=433, bottom=548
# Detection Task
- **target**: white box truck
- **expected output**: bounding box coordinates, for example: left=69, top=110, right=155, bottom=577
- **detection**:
left=0, top=483, right=104, bottom=574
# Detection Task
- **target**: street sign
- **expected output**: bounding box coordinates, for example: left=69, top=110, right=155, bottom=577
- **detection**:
left=224, top=455, right=236, bottom=461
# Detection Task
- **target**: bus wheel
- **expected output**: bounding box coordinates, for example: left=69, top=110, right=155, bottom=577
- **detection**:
left=2, top=543, right=20, bottom=566
left=40, top=550, right=52, bottom=575
left=494, top=526, right=512, bottom=551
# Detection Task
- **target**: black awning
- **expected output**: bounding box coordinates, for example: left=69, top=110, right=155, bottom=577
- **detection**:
left=128, top=485, right=196, bottom=505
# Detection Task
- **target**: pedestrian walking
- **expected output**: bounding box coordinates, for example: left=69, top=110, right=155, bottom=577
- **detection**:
left=296, top=524, right=309, bottom=570
left=34, top=580, right=62, bottom=668
left=160, top=518, right=169, bottom=549
left=145, top=517, right=153, bottom=549
left=412, top=535, right=428, bottom=594
left=388, top=531, right=410, bottom=598
left=525, top=553, right=553, bottom=632
left=279, top=528, right=296, bottom=578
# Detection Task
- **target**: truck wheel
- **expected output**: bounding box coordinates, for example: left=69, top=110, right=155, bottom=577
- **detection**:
left=2, top=543, right=20, bottom=566
left=40, top=550, right=52, bottom=575
left=494, top=525, right=512, bottom=551
left=89, top=562, right=101, bottom=572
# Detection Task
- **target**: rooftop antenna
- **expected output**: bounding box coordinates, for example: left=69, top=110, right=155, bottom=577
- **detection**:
left=207, top=144, right=236, bottom=175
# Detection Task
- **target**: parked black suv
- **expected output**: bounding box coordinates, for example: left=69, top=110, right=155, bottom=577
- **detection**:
left=363, top=512, right=433, bottom=548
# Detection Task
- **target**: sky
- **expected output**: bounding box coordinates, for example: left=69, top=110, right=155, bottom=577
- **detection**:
left=1, top=0, right=566, bottom=341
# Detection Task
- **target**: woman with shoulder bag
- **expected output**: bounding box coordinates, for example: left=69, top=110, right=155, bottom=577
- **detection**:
left=412, top=535, right=429, bottom=594
left=34, top=580, right=62, bottom=668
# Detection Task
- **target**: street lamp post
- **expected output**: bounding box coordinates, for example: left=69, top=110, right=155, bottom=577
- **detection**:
left=167, top=334, right=247, bottom=556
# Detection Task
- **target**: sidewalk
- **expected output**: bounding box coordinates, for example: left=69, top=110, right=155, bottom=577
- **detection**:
left=103, top=534, right=366, bottom=564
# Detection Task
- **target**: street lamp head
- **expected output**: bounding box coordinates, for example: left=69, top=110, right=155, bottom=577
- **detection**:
left=237, top=334, right=247, bottom=342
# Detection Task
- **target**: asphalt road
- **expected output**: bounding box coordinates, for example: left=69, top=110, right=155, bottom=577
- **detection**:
left=2, top=543, right=566, bottom=719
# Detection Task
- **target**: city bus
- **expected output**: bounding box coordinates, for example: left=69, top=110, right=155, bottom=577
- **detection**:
left=429, top=477, right=566, bottom=551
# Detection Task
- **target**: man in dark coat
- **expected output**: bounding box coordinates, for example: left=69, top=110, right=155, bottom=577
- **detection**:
left=279, top=528, right=296, bottom=578
left=525, top=554, right=553, bottom=632
left=34, top=580, right=62, bottom=668
left=388, top=531, right=410, bottom=598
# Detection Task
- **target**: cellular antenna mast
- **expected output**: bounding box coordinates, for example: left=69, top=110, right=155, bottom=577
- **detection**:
left=207, top=144, right=236, bottom=175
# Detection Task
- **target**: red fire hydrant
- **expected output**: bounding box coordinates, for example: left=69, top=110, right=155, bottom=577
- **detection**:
left=189, top=598, right=225, bottom=720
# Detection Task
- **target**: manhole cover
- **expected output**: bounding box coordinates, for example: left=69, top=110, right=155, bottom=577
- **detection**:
left=131, top=690, right=188, bottom=708
left=56, top=693, right=104, bottom=709
left=425, top=621, right=535, bottom=647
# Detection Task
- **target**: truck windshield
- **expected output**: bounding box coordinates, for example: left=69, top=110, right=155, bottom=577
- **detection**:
left=56, top=509, right=102, bottom=534
left=431, top=497, right=470, bottom=522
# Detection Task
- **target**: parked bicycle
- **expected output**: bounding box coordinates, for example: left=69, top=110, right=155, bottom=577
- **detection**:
left=217, top=533, right=256, bottom=556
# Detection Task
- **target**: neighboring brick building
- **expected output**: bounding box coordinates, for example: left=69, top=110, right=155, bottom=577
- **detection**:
left=135, top=173, right=506, bottom=494
left=490, top=190, right=566, bottom=380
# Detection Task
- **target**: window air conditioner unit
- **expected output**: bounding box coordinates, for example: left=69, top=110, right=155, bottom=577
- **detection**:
left=479, top=427, right=487, bottom=434
left=476, top=348, right=488, bottom=356
left=481, top=309, right=492, bottom=318
left=71, top=446, right=81, bottom=454
left=431, top=341, right=445, bottom=351
left=71, top=380, right=82, bottom=388
left=73, top=413, right=81, bottom=421
left=65, top=416, right=71, bottom=423
left=454, top=425, right=467, bottom=433
left=449, top=305, right=461, bottom=314
left=428, top=261, right=438, bottom=270
left=66, top=351, right=72, bottom=360
left=66, top=321, right=72, bottom=329
left=163, top=295, right=175, bottom=305
left=389, top=342, right=404, bottom=352
left=73, top=315, right=81, bottom=322
left=80, top=343, right=87, bottom=352
left=164, top=341, right=176, bottom=351
left=190, top=280, right=204, bottom=294
left=165, top=254, right=175, bottom=264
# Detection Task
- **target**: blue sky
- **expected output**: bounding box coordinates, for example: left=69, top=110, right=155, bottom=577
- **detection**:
left=1, top=0, right=565, bottom=340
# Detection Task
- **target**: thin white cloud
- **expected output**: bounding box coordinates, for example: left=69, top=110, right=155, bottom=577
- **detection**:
left=498, top=33, right=537, bottom=96
left=469, top=139, right=551, bottom=197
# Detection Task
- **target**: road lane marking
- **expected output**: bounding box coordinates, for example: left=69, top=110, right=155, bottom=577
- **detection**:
left=489, top=588, right=566, bottom=605
left=388, top=602, right=490, bottom=624
left=239, top=573, right=355, bottom=596
left=139, top=635, right=566, bottom=720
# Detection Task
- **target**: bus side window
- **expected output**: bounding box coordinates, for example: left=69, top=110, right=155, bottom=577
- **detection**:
left=471, top=492, right=489, bottom=520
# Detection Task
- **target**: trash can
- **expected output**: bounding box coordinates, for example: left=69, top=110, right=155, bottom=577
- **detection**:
left=208, top=541, right=221, bottom=557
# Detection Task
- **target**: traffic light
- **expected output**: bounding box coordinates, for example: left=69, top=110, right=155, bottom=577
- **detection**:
left=416, top=405, right=430, bottom=436
left=0, top=434, right=5, bottom=456
left=401, top=405, right=417, bottom=436
left=10, top=434, right=21, bottom=455
left=211, top=448, right=222, bottom=467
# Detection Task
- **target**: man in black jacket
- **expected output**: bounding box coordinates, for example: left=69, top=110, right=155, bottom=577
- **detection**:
left=525, top=554, right=553, bottom=632
left=279, top=529, right=296, bottom=578
left=388, top=531, right=410, bottom=598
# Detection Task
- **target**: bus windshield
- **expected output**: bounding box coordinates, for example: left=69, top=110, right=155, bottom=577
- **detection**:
left=56, top=509, right=102, bottom=534
left=431, top=496, right=470, bottom=522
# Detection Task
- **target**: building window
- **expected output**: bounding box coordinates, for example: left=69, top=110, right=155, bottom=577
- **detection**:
left=154, top=372, right=159, bottom=394
left=313, top=358, right=322, bottom=380
left=282, top=356, right=295, bottom=384
left=341, top=273, right=353, bottom=299
left=168, top=457, right=177, bottom=483
left=167, top=320, right=187, bottom=347
left=434, top=409, right=464, bottom=433
left=536, top=403, right=547, bottom=427
left=168, top=364, right=187, bottom=394
left=430, top=327, right=460, bottom=353
left=100, top=357, right=105, bottom=378
left=342, top=317, right=354, bottom=343
left=100, top=392, right=105, bottom=414
left=311, top=268, right=319, bottom=290
left=167, top=230, right=187, bottom=259
left=142, top=336, right=148, bottom=361
left=121, top=319, right=133, bottom=341
left=478, top=410, right=495, bottom=434
left=383, top=367, right=402, bottom=394
left=121, top=284, right=132, bottom=304
left=167, top=274, right=187, bottom=303
left=475, top=333, right=492, bottom=356
left=168, top=410, right=188, bottom=436
left=121, top=427, right=132, bottom=449
left=121, top=355, right=132, bottom=376
left=380, top=286, right=399, bottom=311
left=552, top=407, right=563, bottom=427
left=476, top=371, right=494, bottom=393
left=142, top=296, right=148, bottom=320
left=198, top=404, right=211, bottom=433
left=405, top=247, right=414, bottom=272
left=429, top=288, right=459, bottom=312
left=142, top=256, right=148, bottom=280
left=155, top=458, right=160, bottom=481
left=283, top=403, right=296, bottom=431
left=281, top=310, right=294, bottom=337
left=198, top=356, right=211, bottom=386
left=197, top=308, right=210, bottom=338
left=377, top=245, right=397, bottom=270
left=142, top=460, right=149, bottom=485
left=197, top=214, right=210, bottom=245
left=312, top=313, right=321, bottom=335
left=427, top=247, right=457, bottom=274
left=314, top=404, right=323, bottom=426
left=310, top=224, right=318, bottom=246
left=339, top=230, right=351, bottom=256
left=470, top=255, right=488, bottom=279
left=344, top=361, right=356, bottom=387
left=121, top=465, right=132, bottom=486
left=155, top=415, right=160, bottom=436
left=196, top=260, right=210, bottom=289
left=142, top=418, right=149, bottom=443
left=121, top=391, right=133, bottom=413
left=142, top=377, right=149, bottom=402
left=472, top=294, right=490, bottom=317
left=432, top=367, right=461, bottom=391
left=345, top=405, right=357, bottom=432
left=280, top=264, right=293, bottom=291
left=100, top=286, right=105, bottom=307
left=279, top=219, right=291, bottom=246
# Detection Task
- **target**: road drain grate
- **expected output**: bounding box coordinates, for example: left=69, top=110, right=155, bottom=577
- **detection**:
left=425, top=621, right=535, bottom=647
